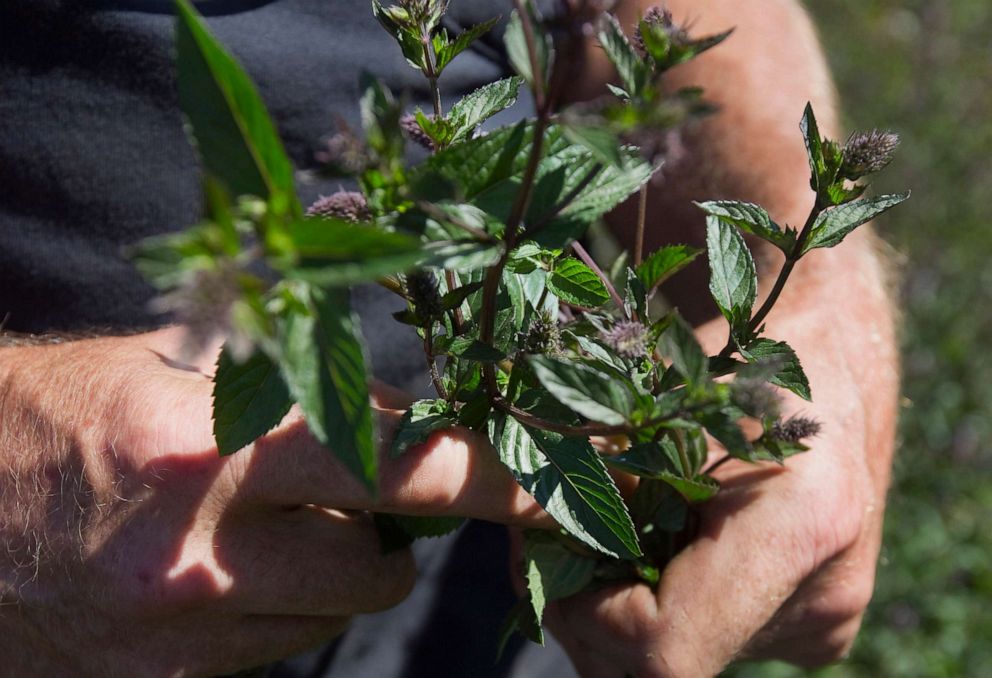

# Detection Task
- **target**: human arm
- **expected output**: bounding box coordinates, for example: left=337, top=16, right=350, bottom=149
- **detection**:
left=0, top=327, right=549, bottom=676
left=540, top=0, right=900, bottom=674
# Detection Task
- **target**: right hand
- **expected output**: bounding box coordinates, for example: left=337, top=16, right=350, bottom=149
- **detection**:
left=0, top=327, right=548, bottom=676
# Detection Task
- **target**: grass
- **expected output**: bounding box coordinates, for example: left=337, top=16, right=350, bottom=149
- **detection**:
left=727, top=1, right=992, bottom=675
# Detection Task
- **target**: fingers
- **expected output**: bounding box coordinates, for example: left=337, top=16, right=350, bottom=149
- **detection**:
left=234, top=410, right=552, bottom=528
left=209, top=505, right=416, bottom=617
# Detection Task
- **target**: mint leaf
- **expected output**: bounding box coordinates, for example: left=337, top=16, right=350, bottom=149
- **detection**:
left=742, top=338, right=812, bottom=401
left=212, top=347, right=293, bottom=456
left=524, top=531, right=597, bottom=625
left=700, top=410, right=751, bottom=460
left=597, top=15, right=649, bottom=96
left=695, top=200, right=795, bottom=252
left=505, top=8, right=552, bottom=90
left=528, top=356, right=635, bottom=426
left=801, top=102, right=827, bottom=193
left=391, top=399, right=456, bottom=458
left=804, top=192, right=910, bottom=251
left=657, top=473, right=720, bottom=503
left=449, top=77, right=524, bottom=141
left=371, top=1, right=426, bottom=70
left=661, top=315, right=707, bottom=387
left=279, top=287, right=376, bottom=492
left=434, top=17, right=500, bottom=73
left=490, top=416, right=641, bottom=559
left=561, top=123, right=625, bottom=168
left=174, top=0, right=298, bottom=212
left=605, top=441, right=681, bottom=478
left=635, top=244, right=702, bottom=294
left=706, top=215, right=757, bottom=337
left=547, top=258, right=611, bottom=308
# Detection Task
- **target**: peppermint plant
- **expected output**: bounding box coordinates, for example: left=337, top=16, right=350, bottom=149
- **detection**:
left=135, top=0, right=909, bottom=650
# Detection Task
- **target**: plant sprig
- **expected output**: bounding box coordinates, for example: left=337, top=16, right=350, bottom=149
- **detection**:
left=136, top=0, right=909, bottom=652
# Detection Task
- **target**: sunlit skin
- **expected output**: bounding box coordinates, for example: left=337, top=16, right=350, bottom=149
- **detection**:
left=0, top=0, right=897, bottom=675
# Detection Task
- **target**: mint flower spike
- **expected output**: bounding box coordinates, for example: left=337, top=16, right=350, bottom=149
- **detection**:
left=772, top=416, right=822, bottom=443
left=634, top=6, right=688, bottom=56
left=523, top=310, right=563, bottom=356
left=400, top=113, right=437, bottom=151
left=600, top=320, right=650, bottom=359
left=405, top=271, right=443, bottom=320
left=841, top=129, right=900, bottom=180
left=306, top=191, right=372, bottom=222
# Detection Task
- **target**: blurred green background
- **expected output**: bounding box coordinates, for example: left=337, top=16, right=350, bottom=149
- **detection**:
left=729, top=0, right=992, bottom=675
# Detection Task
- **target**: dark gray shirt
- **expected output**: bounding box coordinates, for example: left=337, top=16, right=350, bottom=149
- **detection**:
left=0, top=0, right=577, bottom=675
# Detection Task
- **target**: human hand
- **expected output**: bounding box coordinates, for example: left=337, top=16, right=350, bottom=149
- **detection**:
left=0, top=327, right=547, bottom=676
left=534, top=306, right=897, bottom=677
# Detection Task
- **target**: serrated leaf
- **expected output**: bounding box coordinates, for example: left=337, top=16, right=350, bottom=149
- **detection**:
left=706, top=215, right=757, bottom=336
left=700, top=410, right=751, bottom=460
left=597, top=14, right=649, bottom=96
left=448, top=77, right=523, bottom=141
left=279, top=287, right=376, bottom=492
left=605, top=441, right=681, bottom=478
left=524, top=531, right=597, bottom=625
left=742, top=338, right=812, bottom=401
left=801, top=102, right=826, bottom=192
left=371, top=1, right=426, bottom=70
left=661, top=315, right=707, bottom=386
left=546, top=258, right=610, bottom=308
left=804, top=192, right=910, bottom=251
left=435, top=16, right=500, bottom=72
left=174, top=0, right=298, bottom=213
left=561, top=123, right=625, bottom=167
left=391, top=399, right=455, bottom=457
left=447, top=337, right=506, bottom=362
left=212, top=347, right=293, bottom=456
left=635, top=244, right=702, bottom=294
left=505, top=8, right=553, bottom=90
left=657, top=472, right=720, bottom=503
left=528, top=356, right=635, bottom=426
left=490, top=416, right=641, bottom=559
left=695, top=201, right=795, bottom=252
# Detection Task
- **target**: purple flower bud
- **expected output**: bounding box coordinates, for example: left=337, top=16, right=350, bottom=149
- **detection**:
left=634, top=6, right=689, bottom=56
left=314, top=130, right=368, bottom=175
left=400, top=113, right=437, bottom=151
left=772, top=416, right=822, bottom=443
left=406, top=271, right=443, bottom=320
left=306, top=191, right=372, bottom=222
left=841, top=129, right=900, bottom=180
left=523, top=311, right=563, bottom=355
left=600, top=320, right=650, bottom=359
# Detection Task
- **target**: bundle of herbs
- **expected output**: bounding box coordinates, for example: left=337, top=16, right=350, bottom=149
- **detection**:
left=136, top=0, right=908, bottom=650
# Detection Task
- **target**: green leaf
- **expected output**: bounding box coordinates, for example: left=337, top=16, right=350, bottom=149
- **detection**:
left=391, top=399, right=456, bottom=457
left=373, top=513, right=465, bottom=553
left=706, top=215, right=757, bottom=337
left=741, top=338, right=812, bottom=401
left=435, top=17, right=500, bottom=73
left=490, top=416, right=641, bottom=559
left=174, top=0, right=297, bottom=212
left=546, top=258, right=611, bottom=308
left=212, top=347, right=293, bottom=456
left=605, top=441, right=681, bottom=478
left=524, top=531, right=597, bottom=625
left=447, top=338, right=506, bottom=363
left=597, top=15, right=649, bottom=96
left=283, top=218, right=425, bottom=286
left=635, top=244, right=702, bottom=294
left=700, top=410, right=751, bottom=460
left=804, top=192, right=911, bottom=252
left=278, top=287, right=376, bottom=492
left=371, top=1, right=427, bottom=70
left=657, top=473, right=720, bottom=503
left=505, top=7, right=553, bottom=90
left=528, top=356, right=635, bottom=426
left=695, top=201, right=795, bottom=252
left=448, top=77, right=524, bottom=141
left=801, top=102, right=826, bottom=193
left=561, top=123, right=625, bottom=168
left=661, top=315, right=707, bottom=386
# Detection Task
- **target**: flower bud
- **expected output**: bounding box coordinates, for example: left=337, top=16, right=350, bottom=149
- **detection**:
left=731, top=379, right=782, bottom=420
left=841, top=129, right=900, bottom=180
left=400, top=113, right=437, bottom=151
left=306, top=191, right=372, bottom=222
left=406, top=271, right=443, bottom=321
left=634, top=6, right=689, bottom=57
left=523, top=311, right=563, bottom=355
left=600, top=320, right=649, bottom=359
